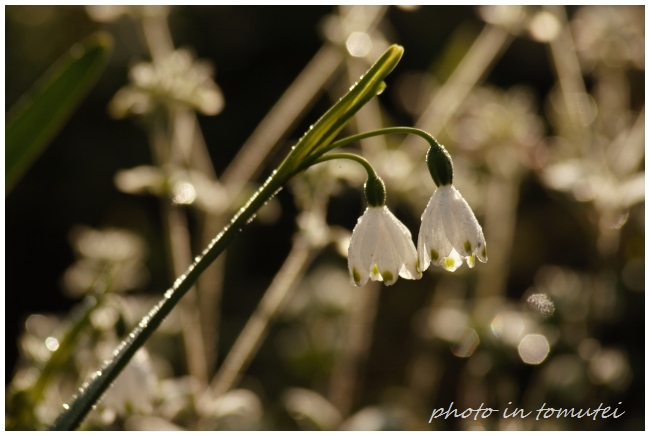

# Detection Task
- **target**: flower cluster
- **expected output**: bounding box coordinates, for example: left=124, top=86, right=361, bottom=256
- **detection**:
left=347, top=142, right=487, bottom=286
left=109, top=49, right=224, bottom=118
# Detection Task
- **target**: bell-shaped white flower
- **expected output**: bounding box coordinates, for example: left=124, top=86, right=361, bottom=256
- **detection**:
left=348, top=206, right=421, bottom=286
left=417, top=185, right=487, bottom=272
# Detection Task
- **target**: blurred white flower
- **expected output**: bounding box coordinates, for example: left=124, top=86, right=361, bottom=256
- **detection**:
left=348, top=206, right=420, bottom=286
left=110, top=49, right=224, bottom=117
left=283, top=388, right=342, bottom=431
left=572, top=5, right=644, bottom=70
left=62, top=227, right=148, bottom=297
left=102, top=348, right=158, bottom=416
left=417, top=185, right=487, bottom=272
left=207, top=389, right=263, bottom=430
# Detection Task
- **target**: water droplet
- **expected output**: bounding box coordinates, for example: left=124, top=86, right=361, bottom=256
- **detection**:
left=63, top=403, right=70, bottom=410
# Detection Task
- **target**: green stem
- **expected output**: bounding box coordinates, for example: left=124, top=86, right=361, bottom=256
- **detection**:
left=314, top=152, right=386, bottom=206
left=49, top=44, right=405, bottom=431
left=300, top=127, right=441, bottom=168
left=49, top=172, right=286, bottom=430
left=302, top=127, right=453, bottom=186
left=315, top=152, right=378, bottom=180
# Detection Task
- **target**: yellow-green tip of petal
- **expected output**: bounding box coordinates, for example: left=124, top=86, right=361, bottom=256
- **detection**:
left=352, top=267, right=361, bottom=284
left=444, top=257, right=456, bottom=270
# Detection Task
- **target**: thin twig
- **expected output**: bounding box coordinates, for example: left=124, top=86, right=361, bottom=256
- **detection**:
left=220, top=5, right=387, bottom=189
left=402, top=22, right=514, bottom=147
left=328, top=282, right=380, bottom=417
left=141, top=12, right=221, bottom=383
left=327, top=13, right=388, bottom=413
left=544, top=5, right=591, bottom=151
left=162, top=202, right=210, bottom=386
left=474, top=175, right=522, bottom=301
left=207, top=234, right=319, bottom=399
left=220, top=45, right=343, bottom=188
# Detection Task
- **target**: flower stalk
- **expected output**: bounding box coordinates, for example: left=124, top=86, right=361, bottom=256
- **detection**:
left=50, top=44, right=404, bottom=431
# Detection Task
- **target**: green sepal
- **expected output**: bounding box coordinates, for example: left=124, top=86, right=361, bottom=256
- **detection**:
left=364, top=174, right=386, bottom=207
left=426, top=140, right=454, bottom=187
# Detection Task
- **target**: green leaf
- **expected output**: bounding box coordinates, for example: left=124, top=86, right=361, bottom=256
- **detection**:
left=5, top=32, right=113, bottom=194
left=49, top=44, right=405, bottom=431
left=284, top=44, right=403, bottom=170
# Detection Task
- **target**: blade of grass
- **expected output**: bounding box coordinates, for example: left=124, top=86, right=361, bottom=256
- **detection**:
left=6, top=32, right=113, bottom=194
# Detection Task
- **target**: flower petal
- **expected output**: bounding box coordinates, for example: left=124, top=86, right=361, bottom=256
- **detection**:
left=348, top=208, right=375, bottom=286
left=417, top=185, right=487, bottom=273
left=348, top=206, right=420, bottom=286
left=443, top=186, right=485, bottom=257
left=442, top=249, right=464, bottom=272
left=417, top=188, right=454, bottom=271
left=381, top=208, right=420, bottom=281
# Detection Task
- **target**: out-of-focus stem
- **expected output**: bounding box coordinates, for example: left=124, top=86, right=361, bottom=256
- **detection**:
left=220, top=45, right=343, bottom=188
left=220, top=5, right=387, bottom=189
left=171, top=105, right=223, bottom=377
left=51, top=161, right=288, bottom=430
left=327, top=25, right=386, bottom=413
left=207, top=234, right=319, bottom=399
left=595, top=66, right=630, bottom=140
left=474, top=175, right=521, bottom=301
left=162, top=202, right=209, bottom=387
left=200, top=34, right=342, bottom=377
left=142, top=12, right=222, bottom=380
left=609, top=108, right=645, bottom=177
left=328, top=282, right=380, bottom=417
left=403, top=23, right=513, bottom=147
left=141, top=11, right=175, bottom=61
left=149, top=111, right=210, bottom=386
left=52, top=42, right=405, bottom=430
left=544, top=5, right=591, bottom=152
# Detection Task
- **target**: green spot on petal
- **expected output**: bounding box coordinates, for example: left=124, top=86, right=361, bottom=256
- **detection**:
left=416, top=257, right=421, bottom=273
left=430, top=249, right=439, bottom=261
left=352, top=267, right=361, bottom=284
left=444, top=257, right=456, bottom=269
left=382, top=270, right=393, bottom=283
left=464, top=240, right=472, bottom=254
left=482, top=246, right=487, bottom=259
left=372, top=264, right=380, bottom=276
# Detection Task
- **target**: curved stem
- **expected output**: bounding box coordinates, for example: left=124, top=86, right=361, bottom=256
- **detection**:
left=314, top=152, right=379, bottom=180
left=49, top=44, right=405, bottom=431
left=299, top=127, right=446, bottom=174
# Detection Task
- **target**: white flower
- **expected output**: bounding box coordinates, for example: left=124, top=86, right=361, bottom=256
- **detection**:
left=348, top=206, right=421, bottom=286
left=417, top=185, right=487, bottom=272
